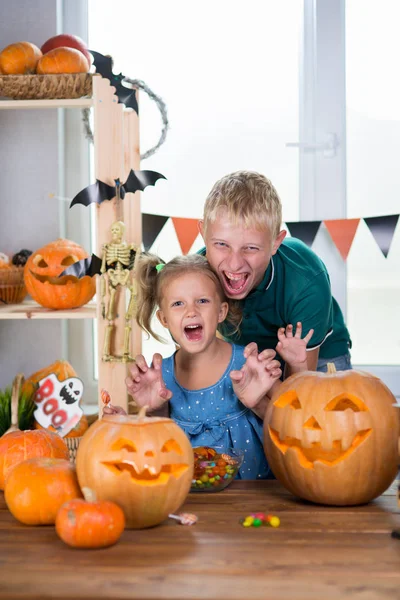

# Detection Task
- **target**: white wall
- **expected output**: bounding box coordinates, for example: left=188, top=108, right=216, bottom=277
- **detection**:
left=0, top=0, right=64, bottom=387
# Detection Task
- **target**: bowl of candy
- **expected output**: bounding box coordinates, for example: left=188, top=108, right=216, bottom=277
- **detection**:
left=191, top=446, right=244, bottom=492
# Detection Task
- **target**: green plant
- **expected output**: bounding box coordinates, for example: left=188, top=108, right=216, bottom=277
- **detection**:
left=0, top=385, right=35, bottom=436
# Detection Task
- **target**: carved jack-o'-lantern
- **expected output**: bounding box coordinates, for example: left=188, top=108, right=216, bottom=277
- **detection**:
left=76, top=408, right=194, bottom=528
left=264, top=365, right=399, bottom=506
left=24, top=239, right=95, bottom=309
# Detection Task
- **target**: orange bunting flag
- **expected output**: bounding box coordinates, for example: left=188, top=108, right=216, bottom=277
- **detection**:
left=324, top=218, right=360, bottom=260
left=172, top=217, right=200, bottom=255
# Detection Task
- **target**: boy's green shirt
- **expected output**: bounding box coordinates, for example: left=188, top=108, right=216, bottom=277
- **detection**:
left=199, top=238, right=351, bottom=359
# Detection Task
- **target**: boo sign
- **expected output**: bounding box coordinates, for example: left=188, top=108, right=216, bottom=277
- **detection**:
left=34, top=373, right=84, bottom=437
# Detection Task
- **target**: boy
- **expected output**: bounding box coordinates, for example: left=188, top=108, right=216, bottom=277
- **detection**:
left=198, top=170, right=352, bottom=375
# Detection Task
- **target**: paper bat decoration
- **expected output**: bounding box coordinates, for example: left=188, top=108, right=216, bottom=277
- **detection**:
left=89, top=50, right=138, bottom=112
left=59, top=249, right=137, bottom=279
left=69, top=169, right=166, bottom=208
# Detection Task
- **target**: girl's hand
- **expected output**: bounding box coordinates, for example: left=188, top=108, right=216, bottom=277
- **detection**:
left=103, top=403, right=127, bottom=417
left=276, top=322, right=313, bottom=370
left=230, top=344, right=282, bottom=410
left=125, top=353, right=172, bottom=411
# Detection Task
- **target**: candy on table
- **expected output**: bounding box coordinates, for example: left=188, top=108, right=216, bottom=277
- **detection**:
left=240, top=513, right=281, bottom=528
left=169, top=512, right=198, bottom=526
left=192, top=446, right=240, bottom=490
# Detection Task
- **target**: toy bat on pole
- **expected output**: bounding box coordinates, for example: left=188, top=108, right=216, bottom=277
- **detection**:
left=90, top=50, right=139, bottom=112
left=69, top=169, right=166, bottom=208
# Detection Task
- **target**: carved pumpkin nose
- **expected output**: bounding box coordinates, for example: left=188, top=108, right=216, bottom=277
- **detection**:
left=303, top=416, right=322, bottom=430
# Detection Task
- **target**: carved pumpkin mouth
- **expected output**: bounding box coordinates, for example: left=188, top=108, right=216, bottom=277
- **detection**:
left=102, top=460, right=189, bottom=485
left=30, top=271, right=80, bottom=286
left=269, top=427, right=372, bottom=469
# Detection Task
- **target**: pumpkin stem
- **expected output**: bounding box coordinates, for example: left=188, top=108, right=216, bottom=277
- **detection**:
left=5, top=373, right=24, bottom=434
left=137, top=405, right=148, bottom=420
left=81, top=487, right=97, bottom=503
left=326, top=363, right=337, bottom=374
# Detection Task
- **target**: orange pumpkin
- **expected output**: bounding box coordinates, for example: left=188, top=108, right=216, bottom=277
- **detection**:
left=0, top=428, right=69, bottom=490
left=36, top=47, right=89, bottom=74
left=5, top=458, right=82, bottom=525
left=24, top=239, right=96, bottom=310
left=56, top=487, right=125, bottom=548
left=264, top=364, right=399, bottom=506
left=76, top=408, right=194, bottom=529
left=22, top=359, right=89, bottom=437
left=0, top=41, right=42, bottom=74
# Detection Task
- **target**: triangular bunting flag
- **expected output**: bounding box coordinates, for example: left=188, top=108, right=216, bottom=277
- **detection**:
left=364, top=214, right=399, bottom=258
left=172, top=217, right=200, bottom=255
left=142, top=213, right=169, bottom=251
left=285, top=221, right=321, bottom=247
left=324, top=218, right=360, bottom=260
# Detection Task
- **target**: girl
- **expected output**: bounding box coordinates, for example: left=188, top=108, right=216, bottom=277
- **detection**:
left=105, top=253, right=313, bottom=479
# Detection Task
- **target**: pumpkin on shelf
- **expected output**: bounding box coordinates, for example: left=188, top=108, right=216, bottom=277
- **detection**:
left=56, top=487, right=125, bottom=548
left=264, top=364, right=400, bottom=506
left=4, top=457, right=82, bottom=525
left=36, top=47, right=89, bottom=75
left=0, top=42, right=42, bottom=75
left=41, top=34, right=91, bottom=64
left=76, top=407, right=194, bottom=529
left=24, top=239, right=96, bottom=310
left=0, top=428, right=69, bottom=490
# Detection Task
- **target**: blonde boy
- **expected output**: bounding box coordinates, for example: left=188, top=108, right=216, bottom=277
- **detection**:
left=198, top=171, right=352, bottom=374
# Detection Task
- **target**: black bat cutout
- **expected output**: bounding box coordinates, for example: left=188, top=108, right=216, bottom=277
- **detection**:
left=89, top=50, right=138, bottom=112
left=70, top=169, right=166, bottom=208
left=59, top=249, right=137, bottom=279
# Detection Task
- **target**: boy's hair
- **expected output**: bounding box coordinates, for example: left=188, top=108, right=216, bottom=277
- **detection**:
left=134, top=253, right=241, bottom=343
left=203, top=170, right=282, bottom=239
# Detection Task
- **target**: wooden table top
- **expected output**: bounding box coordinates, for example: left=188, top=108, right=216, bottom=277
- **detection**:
left=0, top=481, right=399, bottom=600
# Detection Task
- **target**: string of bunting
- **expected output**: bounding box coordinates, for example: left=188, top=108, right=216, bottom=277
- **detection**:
left=142, top=213, right=400, bottom=259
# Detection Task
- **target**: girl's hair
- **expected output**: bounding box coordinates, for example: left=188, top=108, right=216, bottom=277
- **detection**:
left=203, top=170, right=282, bottom=239
left=134, top=253, right=242, bottom=342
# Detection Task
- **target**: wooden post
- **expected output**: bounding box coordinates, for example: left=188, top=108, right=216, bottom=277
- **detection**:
left=92, top=75, right=141, bottom=414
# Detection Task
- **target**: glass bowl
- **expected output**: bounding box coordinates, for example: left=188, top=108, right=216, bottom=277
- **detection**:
left=191, top=446, right=244, bottom=492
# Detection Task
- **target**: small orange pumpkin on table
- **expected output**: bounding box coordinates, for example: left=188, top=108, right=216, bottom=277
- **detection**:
left=24, top=239, right=96, bottom=310
left=56, top=487, right=125, bottom=548
left=264, top=364, right=399, bottom=506
left=4, top=457, right=82, bottom=525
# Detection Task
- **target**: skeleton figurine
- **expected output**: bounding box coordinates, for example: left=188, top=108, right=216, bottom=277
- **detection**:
left=101, top=221, right=137, bottom=362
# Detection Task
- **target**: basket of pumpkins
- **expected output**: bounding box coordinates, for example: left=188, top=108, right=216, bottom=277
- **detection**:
left=0, top=34, right=92, bottom=100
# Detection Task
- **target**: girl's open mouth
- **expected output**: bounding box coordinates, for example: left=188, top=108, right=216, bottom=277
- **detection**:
left=223, top=271, right=249, bottom=295
left=184, top=324, right=203, bottom=342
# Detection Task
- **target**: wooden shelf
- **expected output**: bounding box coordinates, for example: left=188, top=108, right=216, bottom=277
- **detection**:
left=0, top=300, right=96, bottom=319
left=0, top=98, right=93, bottom=110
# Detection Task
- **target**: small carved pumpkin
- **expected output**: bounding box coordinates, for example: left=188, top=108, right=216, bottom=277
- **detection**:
left=56, top=488, right=125, bottom=548
left=24, top=239, right=95, bottom=310
left=264, top=365, right=399, bottom=506
left=0, top=428, right=69, bottom=490
left=76, top=408, right=194, bottom=528
left=5, top=457, right=82, bottom=525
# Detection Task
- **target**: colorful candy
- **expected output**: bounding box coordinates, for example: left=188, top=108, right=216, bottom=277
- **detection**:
left=240, top=512, right=281, bottom=528
left=191, top=446, right=241, bottom=491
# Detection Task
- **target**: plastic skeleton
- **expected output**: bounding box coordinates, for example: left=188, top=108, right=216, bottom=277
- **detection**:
left=101, top=221, right=137, bottom=362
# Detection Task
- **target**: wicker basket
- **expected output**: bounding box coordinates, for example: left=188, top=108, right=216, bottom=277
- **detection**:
left=65, top=414, right=98, bottom=463
left=0, top=73, right=92, bottom=100
left=0, top=266, right=27, bottom=304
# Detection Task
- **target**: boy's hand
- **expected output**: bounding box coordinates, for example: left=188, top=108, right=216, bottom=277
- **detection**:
left=276, top=322, right=313, bottom=370
left=103, top=403, right=127, bottom=417
left=125, top=353, right=172, bottom=411
left=230, top=344, right=282, bottom=410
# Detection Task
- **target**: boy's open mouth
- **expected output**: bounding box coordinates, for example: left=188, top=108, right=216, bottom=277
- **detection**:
left=184, top=324, right=203, bottom=341
left=223, top=271, right=249, bottom=295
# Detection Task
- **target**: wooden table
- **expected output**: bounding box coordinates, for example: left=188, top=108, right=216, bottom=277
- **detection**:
left=1, top=481, right=399, bottom=600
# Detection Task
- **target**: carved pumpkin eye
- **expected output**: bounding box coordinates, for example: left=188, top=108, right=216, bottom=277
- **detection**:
left=325, top=394, right=368, bottom=412
left=33, top=255, right=48, bottom=268
left=111, top=439, right=137, bottom=452
left=161, top=439, right=183, bottom=455
left=274, top=390, right=302, bottom=410
left=61, top=254, right=79, bottom=267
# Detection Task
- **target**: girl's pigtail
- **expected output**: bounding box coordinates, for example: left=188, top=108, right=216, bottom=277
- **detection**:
left=134, top=253, right=165, bottom=342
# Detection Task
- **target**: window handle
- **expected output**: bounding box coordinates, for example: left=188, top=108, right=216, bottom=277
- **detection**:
left=286, top=133, right=339, bottom=158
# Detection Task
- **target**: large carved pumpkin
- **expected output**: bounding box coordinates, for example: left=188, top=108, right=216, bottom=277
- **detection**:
left=264, top=365, right=399, bottom=506
left=76, top=408, right=194, bottom=528
left=24, top=239, right=95, bottom=309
